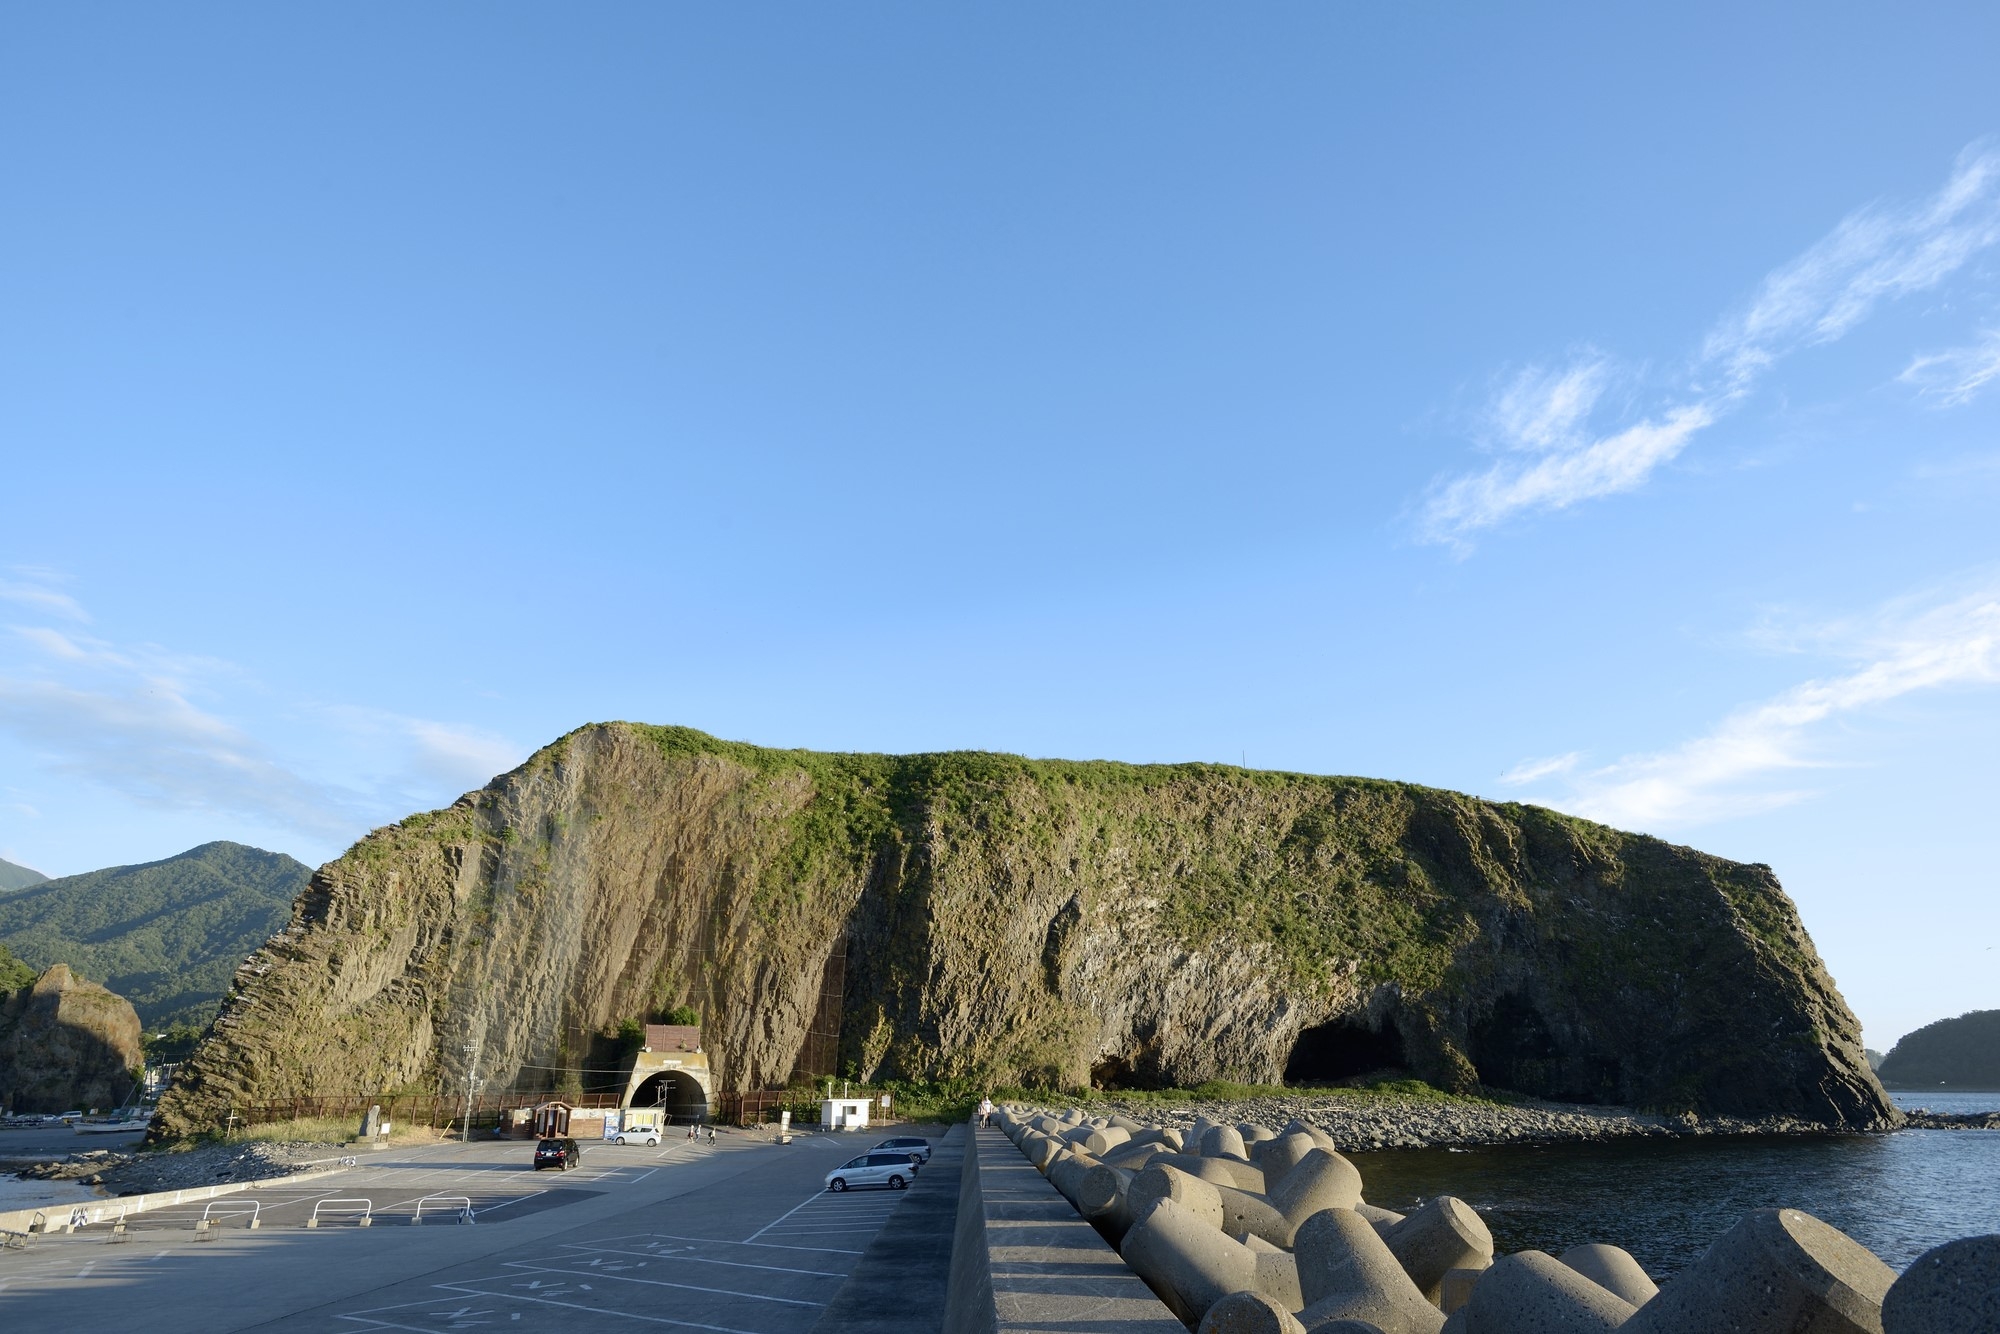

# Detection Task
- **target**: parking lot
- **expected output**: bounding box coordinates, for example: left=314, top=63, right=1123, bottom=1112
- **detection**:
left=0, top=1128, right=935, bottom=1332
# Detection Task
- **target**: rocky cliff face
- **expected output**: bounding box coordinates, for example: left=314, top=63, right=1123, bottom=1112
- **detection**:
left=0, top=964, right=144, bottom=1113
left=154, top=724, right=1894, bottom=1136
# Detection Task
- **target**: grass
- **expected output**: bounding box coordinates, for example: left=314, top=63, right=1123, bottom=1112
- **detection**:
left=853, top=1073, right=1491, bottom=1126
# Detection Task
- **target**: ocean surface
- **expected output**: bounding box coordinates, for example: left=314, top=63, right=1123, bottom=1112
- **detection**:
left=1352, top=1090, right=2000, bottom=1278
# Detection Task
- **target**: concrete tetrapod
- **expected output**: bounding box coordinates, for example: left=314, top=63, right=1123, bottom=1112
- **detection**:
left=1282, top=1119, right=1341, bottom=1154
left=1202, top=1125, right=1251, bottom=1163
left=1239, top=1123, right=1279, bottom=1147
left=1557, top=1245, right=1658, bottom=1309
left=1383, top=1197, right=1493, bottom=1303
left=1131, top=1163, right=1228, bottom=1232
left=1269, top=1149, right=1365, bottom=1225
left=1256, top=1132, right=1320, bottom=1182
left=1080, top=1163, right=1139, bottom=1245
left=1293, top=1207, right=1446, bottom=1334
left=1156, top=1152, right=1269, bottom=1193
left=1880, top=1234, right=2000, bottom=1334
left=1456, top=1250, right=1634, bottom=1334
left=1357, top=1203, right=1408, bottom=1239
left=1047, top=1148, right=1102, bottom=1206
left=1198, top=1290, right=1311, bottom=1334
left=1622, top=1209, right=1894, bottom=1334
left=1121, top=1196, right=1263, bottom=1329
left=1215, top=1182, right=1301, bottom=1248
left=1241, top=1233, right=1305, bottom=1310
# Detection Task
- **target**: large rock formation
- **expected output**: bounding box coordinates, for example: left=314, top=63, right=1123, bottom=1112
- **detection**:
left=0, top=964, right=144, bottom=1113
left=154, top=724, right=1893, bottom=1136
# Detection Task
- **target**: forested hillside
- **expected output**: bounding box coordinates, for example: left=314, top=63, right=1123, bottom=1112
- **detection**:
left=0, top=842, right=309, bottom=1030
left=0, top=856, right=48, bottom=891
left=1878, top=1010, right=2000, bottom=1088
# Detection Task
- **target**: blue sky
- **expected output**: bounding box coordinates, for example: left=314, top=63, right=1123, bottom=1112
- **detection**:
left=3, top=6, right=1996, bottom=1048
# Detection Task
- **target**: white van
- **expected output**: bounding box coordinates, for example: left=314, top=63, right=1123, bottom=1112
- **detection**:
left=824, top=1150, right=921, bottom=1192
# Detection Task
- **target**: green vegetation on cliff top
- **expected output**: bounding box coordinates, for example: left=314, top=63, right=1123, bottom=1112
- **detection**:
left=0, top=841, right=310, bottom=1030
left=0, top=941, right=34, bottom=992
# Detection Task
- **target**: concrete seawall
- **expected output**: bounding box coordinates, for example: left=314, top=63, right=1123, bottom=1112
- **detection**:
left=942, top=1124, right=1181, bottom=1334
left=0, top=1162, right=352, bottom=1236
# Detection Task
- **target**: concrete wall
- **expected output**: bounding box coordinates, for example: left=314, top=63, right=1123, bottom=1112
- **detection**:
left=942, top=1125, right=1181, bottom=1334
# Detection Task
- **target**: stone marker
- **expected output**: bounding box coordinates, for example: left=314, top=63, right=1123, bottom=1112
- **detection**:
left=1270, top=1149, right=1365, bottom=1224
left=1122, top=1196, right=1261, bottom=1328
left=1622, top=1209, right=1894, bottom=1334
left=1198, top=1290, right=1309, bottom=1334
left=1557, top=1244, right=1658, bottom=1309
left=1458, top=1250, right=1634, bottom=1333
left=1385, top=1197, right=1494, bottom=1303
left=1881, top=1233, right=2000, bottom=1334
left=1294, top=1206, right=1447, bottom=1334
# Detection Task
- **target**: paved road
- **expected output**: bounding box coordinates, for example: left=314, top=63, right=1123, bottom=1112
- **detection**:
left=0, top=1129, right=926, bottom=1332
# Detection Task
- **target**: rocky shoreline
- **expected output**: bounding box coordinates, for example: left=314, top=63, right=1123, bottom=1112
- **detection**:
left=8, top=1139, right=347, bottom=1195
left=1087, top=1093, right=1985, bottom=1150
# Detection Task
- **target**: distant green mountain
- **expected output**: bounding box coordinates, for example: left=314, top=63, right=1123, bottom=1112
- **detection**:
left=0, top=841, right=310, bottom=1030
left=1878, top=1010, right=2000, bottom=1089
left=0, top=857, right=48, bottom=892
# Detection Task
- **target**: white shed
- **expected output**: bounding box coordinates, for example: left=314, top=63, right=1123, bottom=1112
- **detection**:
left=821, top=1097, right=872, bottom=1130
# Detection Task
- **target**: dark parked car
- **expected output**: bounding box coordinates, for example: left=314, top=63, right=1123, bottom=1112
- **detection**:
left=533, top=1137, right=581, bottom=1170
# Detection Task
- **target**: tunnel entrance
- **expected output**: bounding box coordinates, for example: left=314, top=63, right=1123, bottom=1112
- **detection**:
left=1284, top=1016, right=1408, bottom=1084
left=632, top=1070, right=710, bottom=1124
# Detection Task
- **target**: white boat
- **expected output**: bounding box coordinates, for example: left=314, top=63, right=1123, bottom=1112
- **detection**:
left=73, top=1117, right=150, bottom=1134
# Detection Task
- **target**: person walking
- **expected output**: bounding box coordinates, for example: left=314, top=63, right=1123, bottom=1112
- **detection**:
left=977, top=1095, right=994, bottom=1128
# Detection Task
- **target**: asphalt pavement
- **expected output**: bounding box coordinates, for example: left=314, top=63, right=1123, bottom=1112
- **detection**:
left=0, top=1128, right=930, bottom=1332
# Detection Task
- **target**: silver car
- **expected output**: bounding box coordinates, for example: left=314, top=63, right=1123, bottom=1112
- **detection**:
left=824, top=1150, right=920, bottom=1192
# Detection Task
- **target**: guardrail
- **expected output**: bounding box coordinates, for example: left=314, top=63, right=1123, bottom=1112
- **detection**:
left=411, top=1194, right=474, bottom=1226
left=194, top=1200, right=261, bottom=1239
left=305, top=1198, right=373, bottom=1229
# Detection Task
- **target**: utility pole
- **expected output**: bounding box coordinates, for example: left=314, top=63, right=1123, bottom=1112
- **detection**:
left=461, top=1038, right=481, bottom=1144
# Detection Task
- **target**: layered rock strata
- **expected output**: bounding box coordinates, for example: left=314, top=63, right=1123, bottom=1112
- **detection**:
left=156, top=723, right=1892, bottom=1137
left=0, top=964, right=144, bottom=1113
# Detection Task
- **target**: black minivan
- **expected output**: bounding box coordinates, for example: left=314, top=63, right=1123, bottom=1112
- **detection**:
left=533, top=1137, right=581, bottom=1170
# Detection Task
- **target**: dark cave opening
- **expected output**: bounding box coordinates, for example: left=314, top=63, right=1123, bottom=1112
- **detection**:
left=1284, top=1016, right=1408, bottom=1084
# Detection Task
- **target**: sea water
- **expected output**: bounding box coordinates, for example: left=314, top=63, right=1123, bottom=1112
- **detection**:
left=1352, top=1091, right=2000, bottom=1277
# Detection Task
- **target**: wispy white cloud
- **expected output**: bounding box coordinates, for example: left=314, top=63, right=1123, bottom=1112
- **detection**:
left=1421, top=142, right=2000, bottom=545
left=0, top=581, right=523, bottom=848
left=1901, top=328, right=2000, bottom=406
left=1705, top=145, right=2000, bottom=388
left=1499, top=751, right=1583, bottom=786
left=1423, top=402, right=1714, bottom=545
left=0, top=573, right=90, bottom=623
left=1509, top=580, right=2000, bottom=830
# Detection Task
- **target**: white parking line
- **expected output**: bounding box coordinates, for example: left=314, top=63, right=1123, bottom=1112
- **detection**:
left=432, top=1282, right=763, bottom=1333
left=637, top=1232, right=866, bottom=1256
left=498, top=1260, right=826, bottom=1307
left=557, top=1241, right=845, bottom=1278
